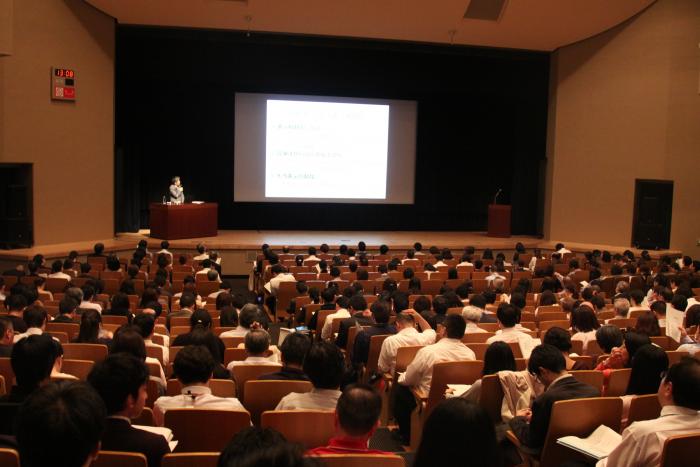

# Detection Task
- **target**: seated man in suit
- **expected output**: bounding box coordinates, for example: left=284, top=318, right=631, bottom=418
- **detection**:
left=258, top=332, right=311, bottom=381
left=352, top=300, right=397, bottom=367
left=307, top=384, right=391, bottom=456
left=165, top=292, right=196, bottom=331
left=335, top=295, right=375, bottom=350
left=16, top=381, right=105, bottom=467
left=154, top=345, right=246, bottom=426
left=598, top=357, right=700, bottom=467
left=509, top=344, right=600, bottom=452
left=88, top=353, right=170, bottom=467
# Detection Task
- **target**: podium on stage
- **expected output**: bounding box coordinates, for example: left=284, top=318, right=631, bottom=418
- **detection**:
left=487, top=204, right=511, bottom=238
left=149, top=203, right=218, bottom=240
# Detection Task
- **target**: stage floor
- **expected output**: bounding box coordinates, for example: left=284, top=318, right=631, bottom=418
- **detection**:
left=0, top=229, right=681, bottom=262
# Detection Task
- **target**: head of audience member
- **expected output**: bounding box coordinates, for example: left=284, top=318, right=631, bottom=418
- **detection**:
left=189, top=308, right=212, bottom=332
left=0, top=316, right=13, bottom=346
left=462, top=306, right=482, bottom=326
left=543, top=326, right=575, bottom=359
left=206, top=269, right=219, bottom=282
left=303, top=342, right=344, bottom=390
left=483, top=341, right=516, bottom=376
left=11, top=334, right=56, bottom=395
left=370, top=300, right=391, bottom=325
left=496, top=303, right=519, bottom=329
left=570, top=306, right=600, bottom=333
left=395, top=311, right=417, bottom=332
left=510, top=292, right=526, bottom=311
left=613, top=298, right=630, bottom=318
left=133, top=313, right=156, bottom=341
left=634, top=310, right=661, bottom=337
left=334, top=384, right=382, bottom=442
left=23, top=304, right=48, bottom=331
left=622, top=331, right=652, bottom=367
left=279, top=333, right=311, bottom=370
left=110, top=326, right=147, bottom=361
left=348, top=294, right=367, bottom=314
left=239, top=304, right=261, bottom=330
left=244, top=329, right=271, bottom=358
left=217, top=427, right=310, bottom=467
left=174, top=345, right=216, bottom=386
left=588, top=294, right=606, bottom=313
left=595, top=325, right=623, bottom=353
left=671, top=294, right=688, bottom=313
left=413, top=399, right=500, bottom=467
left=626, top=344, right=669, bottom=396
left=686, top=305, right=700, bottom=328
left=16, top=381, right=105, bottom=467
left=431, top=295, right=448, bottom=317
left=75, top=309, right=104, bottom=344
left=440, top=314, right=466, bottom=340
left=88, top=353, right=149, bottom=421
left=58, top=296, right=79, bottom=320
left=658, top=357, right=700, bottom=410
left=468, top=294, right=486, bottom=311
left=528, top=344, right=567, bottom=388
left=538, top=290, right=558, bottom=307
left=178, top=292, right=196, bottom=311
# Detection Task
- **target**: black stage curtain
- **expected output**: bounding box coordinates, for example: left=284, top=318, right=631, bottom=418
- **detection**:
left=115, top=27, right=549, bottom=235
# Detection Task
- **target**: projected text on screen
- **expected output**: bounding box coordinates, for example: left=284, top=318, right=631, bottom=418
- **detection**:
left=265, top=99, right=390, bottom=199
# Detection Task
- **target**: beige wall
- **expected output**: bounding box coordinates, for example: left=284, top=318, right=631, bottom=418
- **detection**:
left=0, top=0, right=114, bottom=246
left=546, top=0, right=700, bottom=254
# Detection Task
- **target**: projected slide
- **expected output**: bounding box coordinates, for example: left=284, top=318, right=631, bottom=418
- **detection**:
left=264, top=99, right=390, bottom=199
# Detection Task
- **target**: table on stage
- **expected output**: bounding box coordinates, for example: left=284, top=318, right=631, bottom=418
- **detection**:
left=149, top=203, right=218, bottom=240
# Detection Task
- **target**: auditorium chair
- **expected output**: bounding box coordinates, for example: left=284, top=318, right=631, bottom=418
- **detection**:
left=410, top=360, right=484, bottom=449
left=535, top=311, right=566, bottom=323
left=231, top=364, right=282, bottom=400
left=131, top=407, right=155, bottom=426
left=626, top=394, right=661, bottom=428
left=167, top=379, right=236, bottom=398
left=479, top=374, right=505, bottom=424
left=45, top=278, right=69, bottom=294
left=47, top=330, right=69, bottom=343
left=462, top=332, right=495, bottom=344
left=344, top=325, right=369, bottom=363
left=568, top=370, right=604, bottom=393
left=665, top=350, right=689, bottom=366
left=221, top=336, right=245, bottom=348
left=569, top=355, right=594, bottom=368
left=223, top=348, right=247, bottom=366
left=244, top=380, right=313, bottom=425
left=538, top=320, right=571, bottom=336
left=0, top=449, right=19, bottom=467
left=91, top=451, right=147, bottom=467
left=607, top=318, right=636, bottom=330
left=308, top=454, right=405, bottom=467
left=169, top=317, right=191, bottom=327
left=146, top=346, right=165, bottom=365
left=58, top=359, right=94, bottom=381
left=145, top=379, right=163, bottom=409
left=161, top=453, right=219, bottom=467
left=164, top=408, right=251, bottom=452
left=659, top=432, right=700, bottom=467
left=213, top=327, right=235, bottom=336
left=46, top=322, right=80, bottom=340
left=0, top=359, right=14, bottom=388
left=315, top=309, right=336, bottom=340
left=361, top=334, right=391, bottom=384
left=605, top=368, right=632, bottom=397
left=62, top=343, right=108, bottom=363
left=261, top=410, right=335, bottom=449
left=102, top=315, right=128, bottom=326
left=507, top=397, right=622, bottom=467
left=515, top=358, right=528, bottom=371
left=478, top=323, right=499, bottom=332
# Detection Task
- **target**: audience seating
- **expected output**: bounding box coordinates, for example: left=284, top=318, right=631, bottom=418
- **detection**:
left=46, top=323, right=80, bottom=340
left=308, top=454, right=405, bottom=467
left=361, top=334, right=391, bottom=383
left=244, top=380, right=313, bottom=425
left=0, top=375, right=5, bottom=397
left=261, top=410, right=335, bottom=449
left=0, top=358, right=15, bottom=387
left=666, top=350, right=689, bottom=366
left=62, top=344, right=108, bottom=363
left=47, top=331, right=70, bottom=343
left=91, top=451, right=147, bottom=467
left=231, top=364, right=282, bottom=400
left=659, top=432, right=700, bottom=467
left=131, top=407, right=155, bottom=426
left=605, top=368, right=632, bottom=397
left=164, top=408, right=251, bottom=452
left=479, top=374, right=505, bottom=424
left=161, top=453, right=219, bottom=467
left=626, top=394, right=661, bottom=427
left=0, top=449, right=19, bottom=467
left=59, top=359, right=94, bottom=381
left=166, top=379, right=236, bottom=398
left=223, top=348, right=247, bottom=366
left=462, top=332, right=495, bottom=344
left=220, top=336, right=245, bottom=348
left=569, top=370, right=604, bottom=392
left=508, top=397, right=622, bottom=467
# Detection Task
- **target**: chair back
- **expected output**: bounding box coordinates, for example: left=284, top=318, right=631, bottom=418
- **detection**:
left=0, top=375, right=5, bottom=396
left=244, top=380, right=313, bottom=425
left=479, top=374, right=505, bottom=424
left=45, top=278, right=69, bottom=293
left=462, top=332, right=495, bottom=344
left=91, top=451, right=147, bottom=467
left=102, top=315, right=128, bottom=326
left=131, top=407, right=155, bottom=426
left=315, top=309, right=336, bottom=339
left=426, top=360, right=483, bottom=415
left=0, top=358, right=15, bottom=387
left=231, top=364, right=282, bottom=400
left=660, top=433, right=700, bottom=467
left=539, top=397, right=622, bottom=467
left=221, top=336, right=245, bottom=348
left=261, top=410, right=335, bottom=449
left=363, top=334, right=391, bottom=379
left=0, top=448, right=19, bottom=467
left=584, top=339, right=604, bottom=357
left=467, top=343, right=489, bottom=360
left=164, top=408, right=251, bottom=451
left=161, top=453, right=219, bottom=467
left=627, top=394, right=661, bottom=426
left=223, top=348, right=248, bottom=366
left=60, top=359, right=94, bottom=381
left=46, top=322, right=80, bottom=340
left=568, top=370, right=604, bottom=393
left=606, top=368, right=632, bottom=397
left=607, top=318, right=637, bottom=329
left=478, top=323, right=499, bottom=332
left=395, top=346, right=424, bottom=373
left=307, top=454, right=405, bottom=467
left=666, top=350, right=689, bottom=366
left=538, top=320, right=571, bottom=335
left=63, top=343, right=108, bottom=362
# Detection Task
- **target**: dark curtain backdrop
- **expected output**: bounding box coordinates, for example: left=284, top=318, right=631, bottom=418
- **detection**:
left=115, top=27, right=549, bottom=234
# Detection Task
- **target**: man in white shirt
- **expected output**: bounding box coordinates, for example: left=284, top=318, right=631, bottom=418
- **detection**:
left=264, top=264, right=296, bottom=296
left=154, top=345, right=246, bottom=426
left=377, top=310, right=436, bottom=374
left=48, top=259, right=72, bottom=281
left=156, top=240, right=173, bottom=262
left=321, top=297, right=350, bottom=341
left=303, top=246, right=321, bottom=264
left=193, top=243, right=209, bottom=262
left=276, top=341, right=344, bottom=411
left=79, top=285, right=103, bottom=313
left=553, top=243, right=571, bottom=255
left=597, top=358, right=700, bottom=467
left=13, top=305, right=50, bottom=343
left=133, top=314, right=169, bottom=366
left=208, top=281, right=232, bottom=301
left=394, top=314, right=476, bottom=443
left=227, top=329, right=281, bottom=370
left=486, top=303, right=538, bottom=358
left=462, top=306, right=488, bottom=334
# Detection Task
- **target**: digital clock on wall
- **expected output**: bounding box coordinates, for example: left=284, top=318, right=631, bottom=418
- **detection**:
left=51, top=67, right=76, bottom=101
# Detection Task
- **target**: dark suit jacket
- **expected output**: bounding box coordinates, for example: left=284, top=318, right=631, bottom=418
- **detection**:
left=0, top=345, right=11, bottom=358
left=257, top=367, right=309, bottom=381
left=52, top=315, right=77, bottom=324
left=352, top=324, right=397, bottom=366
left=479, top=312, right=498, bottom=323
left=7, top=316, right=27, bottom=334
left=100, top=417, right=170, bottom=467
left=335, top=312, right=375, bottom=350
left=509, top=375, right=600, bottom=450
left=308, top=303, right=336, bottom=331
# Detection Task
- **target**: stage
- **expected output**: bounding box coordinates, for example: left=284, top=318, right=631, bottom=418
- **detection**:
left=0, top=230, right=681, bottom=277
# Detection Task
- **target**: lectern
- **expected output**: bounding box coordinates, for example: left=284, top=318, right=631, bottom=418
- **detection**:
left=487, top=204, right=511, bottom=238
left=150, top=203, right=218, bottom=240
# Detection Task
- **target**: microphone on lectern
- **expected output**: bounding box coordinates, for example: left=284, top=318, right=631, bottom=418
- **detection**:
left=493, top=188, right=502, bottom=205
